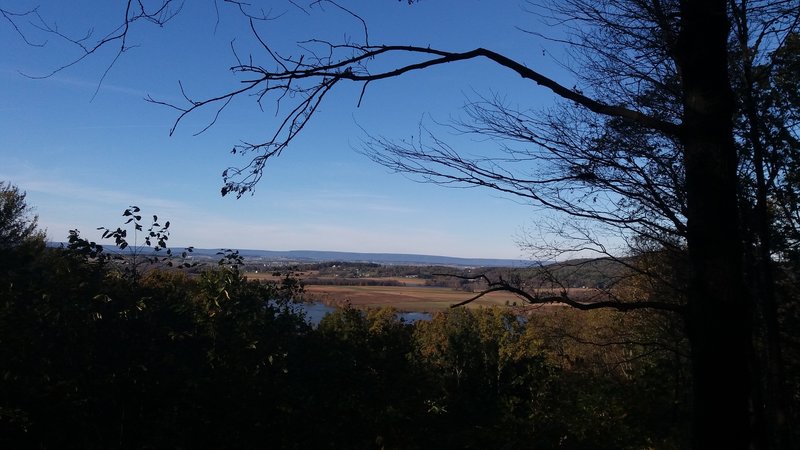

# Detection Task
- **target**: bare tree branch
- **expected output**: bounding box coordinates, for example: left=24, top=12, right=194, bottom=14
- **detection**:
left=1, top=6, right=46, bottom=47
left=442, top=272, right=684, bottom=312
left=17, top=0, right=183, bottom=100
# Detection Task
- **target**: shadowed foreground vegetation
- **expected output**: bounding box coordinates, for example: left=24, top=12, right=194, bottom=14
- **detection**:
left=1, top=192, right=798, bottom=449
left=2, top=234, right=695, bottom=449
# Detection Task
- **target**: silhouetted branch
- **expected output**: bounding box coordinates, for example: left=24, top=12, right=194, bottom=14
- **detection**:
left=1, top=7, right=46, bottom=47
left=14, top=0, right=182, bottom=100
left=8, top=2, right=681, bottom=202
left=441, top=272, right=684, bottom=313
left=362, top=123, right=686, bottom=243
left=136, top=35, right=679, bottom=197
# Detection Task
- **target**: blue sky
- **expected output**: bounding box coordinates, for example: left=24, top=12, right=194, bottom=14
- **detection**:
left=0, top=1, right=573, bottom=259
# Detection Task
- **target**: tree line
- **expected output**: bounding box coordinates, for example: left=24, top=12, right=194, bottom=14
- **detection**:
left=2, top=185, right=798, bottom=448
left=0, top=185, right=698, bottom=449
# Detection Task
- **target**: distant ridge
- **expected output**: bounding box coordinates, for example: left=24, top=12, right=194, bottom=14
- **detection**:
left=201, top=248, right=530, bottom=268
left=48, top=242, right=530, bottom=267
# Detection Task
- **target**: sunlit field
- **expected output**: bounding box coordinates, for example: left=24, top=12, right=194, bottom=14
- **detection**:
left=246, top=271, right=584, bottom=312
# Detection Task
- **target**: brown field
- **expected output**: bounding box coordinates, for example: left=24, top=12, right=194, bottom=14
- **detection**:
left=303, top=285, right=522, bottom=312
left=245, top=271, right=588, bottom=313
left=246, top=271, right=429, bottom=286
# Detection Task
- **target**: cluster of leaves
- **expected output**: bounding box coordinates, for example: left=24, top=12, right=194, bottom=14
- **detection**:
left=93, top=206, right=197, bottom=283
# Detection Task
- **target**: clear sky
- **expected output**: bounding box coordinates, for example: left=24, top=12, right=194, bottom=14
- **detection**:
left=0, top=1, right=572, bottom=259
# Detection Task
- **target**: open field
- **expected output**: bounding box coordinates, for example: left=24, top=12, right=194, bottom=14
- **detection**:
left=246, top=271, right=429, bottom=286
left=246, top=271, right=517, bottom=311
left=245, top=271, right=591, bottom=312
left=303, top=285, right=521, bottom=311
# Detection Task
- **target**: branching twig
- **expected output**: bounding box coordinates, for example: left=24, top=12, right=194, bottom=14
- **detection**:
left=439, top=272, right=683, bottom=312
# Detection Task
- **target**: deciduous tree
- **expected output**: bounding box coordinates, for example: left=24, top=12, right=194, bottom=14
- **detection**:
left=0, top=182, right=44, bottom=250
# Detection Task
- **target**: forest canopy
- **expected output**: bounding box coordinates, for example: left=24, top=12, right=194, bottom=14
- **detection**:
left=0, top=183, right=696, bottom=449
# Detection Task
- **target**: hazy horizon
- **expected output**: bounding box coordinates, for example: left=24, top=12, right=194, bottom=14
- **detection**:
left=1, top=1, right=572, bottom=260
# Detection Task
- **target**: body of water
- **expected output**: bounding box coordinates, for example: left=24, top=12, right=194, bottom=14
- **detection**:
left=298, top=302, right=432, bottom=326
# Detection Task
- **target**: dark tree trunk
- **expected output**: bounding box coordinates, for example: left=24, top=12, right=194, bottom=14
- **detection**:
left=732, top=6, right=789, bottom=445
left=676, top=1, right=754, bottom=448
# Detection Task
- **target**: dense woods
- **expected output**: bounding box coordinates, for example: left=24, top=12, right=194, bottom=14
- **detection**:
left=0, top=256, right=690, bottom=449
left=0, top=188, right=698, bottom=449
left=1, top=187, right=797, bottom=449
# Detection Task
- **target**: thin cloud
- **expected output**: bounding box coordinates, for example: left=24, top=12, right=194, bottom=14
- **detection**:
left=2, top=172, right=185, bottom=211
left=294, top=189, right=419, bottom=214
left=1, top=66, right=174, bottom=102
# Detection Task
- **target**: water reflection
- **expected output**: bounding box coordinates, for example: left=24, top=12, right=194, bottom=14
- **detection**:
left=298, top=302, right=432, bottom=326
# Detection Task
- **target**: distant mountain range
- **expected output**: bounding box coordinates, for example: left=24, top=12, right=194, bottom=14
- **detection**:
left=50, top=242, right=530, bottom=267
left=194, top=248, right=531, bottom=268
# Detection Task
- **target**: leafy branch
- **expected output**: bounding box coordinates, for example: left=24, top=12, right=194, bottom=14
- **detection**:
left=96, top=206, right=195, bottom=283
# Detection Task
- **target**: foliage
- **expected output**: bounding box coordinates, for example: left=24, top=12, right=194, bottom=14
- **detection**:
left=0, top=232, right=306, bottom=449
left=0, top=213, right=691, bottom=449
left=95, top=206, right=195, bottom=283
left=0, top=182, right=47, bottom=294
left=0, top=182, right=44, bottom=250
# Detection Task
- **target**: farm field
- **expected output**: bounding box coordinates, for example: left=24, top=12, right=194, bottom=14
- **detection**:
left=245, top=271, right=587, bottom=312
left=303, top=284, right=519, bottom=311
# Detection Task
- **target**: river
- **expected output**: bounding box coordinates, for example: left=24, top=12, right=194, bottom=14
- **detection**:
left=298, top=302, right=432, bottom=326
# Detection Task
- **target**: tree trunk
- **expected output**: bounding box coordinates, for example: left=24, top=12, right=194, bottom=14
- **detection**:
left=676, top=1, right=754, bottom=448
left=733, top=7, right=789, bottom=445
